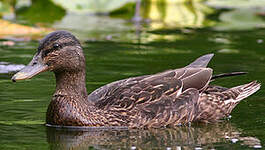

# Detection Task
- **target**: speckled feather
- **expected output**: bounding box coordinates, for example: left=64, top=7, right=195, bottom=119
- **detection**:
left=13, top=31, right=261, bottom=128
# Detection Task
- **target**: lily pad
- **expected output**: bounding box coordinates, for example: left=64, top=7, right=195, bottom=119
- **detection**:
left=213, top=9, right=265, bottom=31
left=53, top=13, right=132, bottom=41
left=16, top=0, right=65, bottom=25
left=206, top=0, right=265, bottom=9
left=52, top=0, right=134, bottom=14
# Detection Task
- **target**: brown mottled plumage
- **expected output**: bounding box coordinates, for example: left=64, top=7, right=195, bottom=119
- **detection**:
left=11, top=31, right=261, bottom=128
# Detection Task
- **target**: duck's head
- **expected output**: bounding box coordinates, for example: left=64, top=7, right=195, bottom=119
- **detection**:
left=11, top=31, right=85, bottom=82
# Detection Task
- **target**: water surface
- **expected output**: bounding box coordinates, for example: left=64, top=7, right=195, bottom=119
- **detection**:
left=0, top=1, right=264, bottom=149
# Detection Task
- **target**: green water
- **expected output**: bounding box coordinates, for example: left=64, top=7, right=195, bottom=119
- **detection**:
left=0, top=1, right=265, bottom=149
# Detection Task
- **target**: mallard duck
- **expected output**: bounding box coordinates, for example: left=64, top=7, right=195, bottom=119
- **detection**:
left=11, top=31, right=260, bottom=128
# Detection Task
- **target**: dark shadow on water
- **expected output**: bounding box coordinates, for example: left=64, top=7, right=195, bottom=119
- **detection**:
left=46, top=122, right=262, bottom=150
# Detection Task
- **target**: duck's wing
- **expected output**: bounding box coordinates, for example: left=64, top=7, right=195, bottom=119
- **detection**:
left=185, top=53, right=214, bottom=68
left=89, top=54, right=213, bottom=109
left=129, top=88, right=199, bottom=128
left=92, top=70, right=183, bottom=109
left=89, top=68, right=211, bottom=108
left=88, top=53, right=214, bottom=103
left=87, top=75, right=149, bottom=103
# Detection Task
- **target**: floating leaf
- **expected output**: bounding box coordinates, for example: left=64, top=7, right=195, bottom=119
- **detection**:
left=214, top=9, right=265, bottom=31
left=206, top=0, right=265, bottom=9
left=52, top=0, right=134, bottom=14
left=16, top=0, right=65, bottom=25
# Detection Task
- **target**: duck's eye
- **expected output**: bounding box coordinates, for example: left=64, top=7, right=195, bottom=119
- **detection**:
left=53, top=43, right=61, bottom=50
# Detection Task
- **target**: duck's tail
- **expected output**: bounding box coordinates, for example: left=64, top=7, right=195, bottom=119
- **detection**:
left=223, top=81, right=261, bottom=105
left=195, top=81, right=260, bottom=123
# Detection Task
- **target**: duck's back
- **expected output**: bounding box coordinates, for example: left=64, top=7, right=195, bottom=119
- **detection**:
left=86, top=66, right=212, bottom=128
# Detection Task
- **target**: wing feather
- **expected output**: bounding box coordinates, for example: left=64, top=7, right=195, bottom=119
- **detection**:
left=186, top=53, right=214, bottom=68
left=93, top=71, right=183, bottom=110
left=129, top=88, right=199, bottom=128
left=181, top=68, right=212, bottom=91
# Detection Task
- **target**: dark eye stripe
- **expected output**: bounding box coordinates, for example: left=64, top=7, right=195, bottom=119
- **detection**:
left=42, top=48, right=53, bottom=58
left=41, top=41, right=78, bottom=58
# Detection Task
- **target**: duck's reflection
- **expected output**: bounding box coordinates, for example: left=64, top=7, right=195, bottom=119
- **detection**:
left=46, top=122, right=261, bottom=150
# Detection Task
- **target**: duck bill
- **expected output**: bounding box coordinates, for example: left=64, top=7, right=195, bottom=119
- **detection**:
left=11, top=53, right=48, bottom=82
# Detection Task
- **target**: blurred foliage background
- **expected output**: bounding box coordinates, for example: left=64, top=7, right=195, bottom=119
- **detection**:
left=0, top=0, right=264, bottom=40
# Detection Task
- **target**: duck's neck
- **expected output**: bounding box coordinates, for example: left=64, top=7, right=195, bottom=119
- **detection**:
left=54, top=70, right=88, bottom=99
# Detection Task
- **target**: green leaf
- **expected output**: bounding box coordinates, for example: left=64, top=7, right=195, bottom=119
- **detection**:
left=52, top=0, right=135, bottom=14
left=206, top=0, right=265, bottom=9
left=16, top=0, right=66, bottom=25
left=214, top=9, right=265, bottom=31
